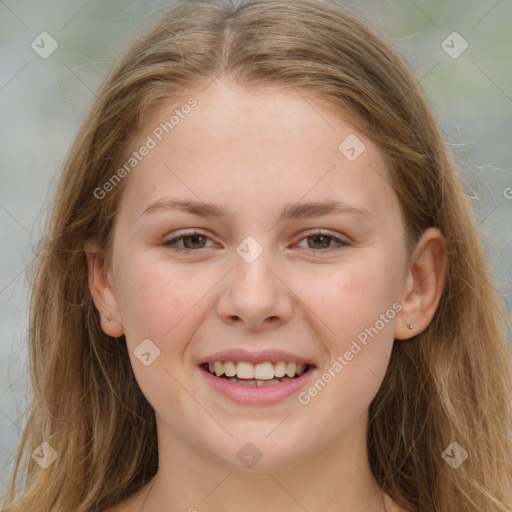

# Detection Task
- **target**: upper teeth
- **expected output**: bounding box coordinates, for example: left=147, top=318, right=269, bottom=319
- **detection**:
left=207, top=361, right=307, bottom=380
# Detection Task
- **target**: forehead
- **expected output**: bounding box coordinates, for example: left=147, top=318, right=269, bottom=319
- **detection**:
left=116, top=81, right=398, bottom=224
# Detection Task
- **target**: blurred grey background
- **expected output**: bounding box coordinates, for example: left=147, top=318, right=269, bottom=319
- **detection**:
left=1, top=0, right=511, bottom=493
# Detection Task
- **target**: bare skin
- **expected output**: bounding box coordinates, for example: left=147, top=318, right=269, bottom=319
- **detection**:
left=89, top=77, right=446, bottom=512
left=105, top=476, right=410, bottom=512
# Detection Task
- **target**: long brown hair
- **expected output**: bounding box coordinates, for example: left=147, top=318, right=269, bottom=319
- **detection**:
left=2, top=1, right=512, bottom=510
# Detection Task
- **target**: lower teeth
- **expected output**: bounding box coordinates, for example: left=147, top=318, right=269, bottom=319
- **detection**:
left=225, top=376, right=296, bottom=387
left=202, top=364, right=309, bottom=386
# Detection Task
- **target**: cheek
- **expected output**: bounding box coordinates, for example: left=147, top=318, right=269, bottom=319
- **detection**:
left=115, top=256, right=223, bottom=392
left=117, top=256, right=203, bottom=337
left=115, top=260, right=202, bottom=409
left=297, top=256, right=401, bottom=342
left=306, top=256, right=402, bottom=408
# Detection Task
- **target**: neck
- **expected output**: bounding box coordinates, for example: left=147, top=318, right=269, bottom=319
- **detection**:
left=140, top=412, right=389, bottom=512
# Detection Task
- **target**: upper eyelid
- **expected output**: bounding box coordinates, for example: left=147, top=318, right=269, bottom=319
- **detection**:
left=165, top=229, right=216, bottom=243
left=164, top=229, right=349, bottom=248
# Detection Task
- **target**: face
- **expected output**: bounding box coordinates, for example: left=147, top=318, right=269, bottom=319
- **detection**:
left=96, top=79, right=413, bottom=471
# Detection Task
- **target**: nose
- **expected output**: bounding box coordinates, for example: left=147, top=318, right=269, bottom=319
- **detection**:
left=216, top=246, right=294, bottom=330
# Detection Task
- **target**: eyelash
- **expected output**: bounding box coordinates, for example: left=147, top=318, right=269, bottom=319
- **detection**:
left=163, top=229, right=349, bottom=254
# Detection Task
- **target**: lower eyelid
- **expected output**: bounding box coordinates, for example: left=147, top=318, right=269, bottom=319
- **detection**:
left=295, top=234, right=348, bottom=250
left=164, top=233, right=214, bottom=250
left=164, top=232, right=348, bottom=253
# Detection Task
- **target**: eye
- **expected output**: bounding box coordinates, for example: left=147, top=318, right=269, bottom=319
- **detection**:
left=163, top=230, right=216, bottom=253
left=163, top=229, right=349, bottom=254
left=295, top=230, right=349, bottom=252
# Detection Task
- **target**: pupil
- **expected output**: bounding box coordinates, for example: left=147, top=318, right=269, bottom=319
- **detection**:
left=185, top=234, right=205, bottom=249
left=309, top=235, right=329, bottom=249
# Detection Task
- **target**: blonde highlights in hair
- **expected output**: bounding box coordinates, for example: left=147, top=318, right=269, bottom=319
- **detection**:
left=2, top=1, right=512, bottom=511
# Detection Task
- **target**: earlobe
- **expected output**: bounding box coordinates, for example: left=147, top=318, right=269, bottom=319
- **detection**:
left=84, top=238, right=125, bottom=337
left=395, top=227, right=448, bottom=340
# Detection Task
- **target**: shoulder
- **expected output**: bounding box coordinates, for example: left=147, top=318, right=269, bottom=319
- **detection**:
left=383, top=492, right=413, bottom=512
left=102, top=478, right=155, bottom=512
left=101, top=495, right=139, bottom=512
left=102, top=503, right=127, bottom=512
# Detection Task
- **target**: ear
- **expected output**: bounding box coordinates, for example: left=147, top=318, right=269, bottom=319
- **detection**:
left=395, top=227, right=448, bottom=340
left=84, top=237, right=125, bottom=337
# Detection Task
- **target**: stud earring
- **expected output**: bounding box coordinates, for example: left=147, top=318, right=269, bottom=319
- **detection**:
left=407, top=323, right=414, bottom=330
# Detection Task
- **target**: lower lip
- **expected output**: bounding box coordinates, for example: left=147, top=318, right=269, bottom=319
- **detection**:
left=198, top=365, right=316, bottom=405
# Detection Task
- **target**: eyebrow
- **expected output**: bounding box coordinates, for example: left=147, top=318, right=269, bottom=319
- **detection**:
left=140, top=198, right=372, bottom=220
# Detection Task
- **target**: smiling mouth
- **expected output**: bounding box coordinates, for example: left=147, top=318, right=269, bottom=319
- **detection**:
left=200, top=360, right=313, bottom=387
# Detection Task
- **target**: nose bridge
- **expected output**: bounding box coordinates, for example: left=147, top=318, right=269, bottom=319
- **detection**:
left=235, top=235, right=267, bottom=267
left=218, top=234, right=293, bottom=327
left=232, top=234, right=278, bottom=296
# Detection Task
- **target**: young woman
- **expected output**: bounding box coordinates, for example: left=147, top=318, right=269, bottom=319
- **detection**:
left=2, top=0, right=512, bottom=511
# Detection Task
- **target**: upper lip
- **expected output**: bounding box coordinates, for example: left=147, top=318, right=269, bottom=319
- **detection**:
left=198, top=348, right=316, bottom=366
